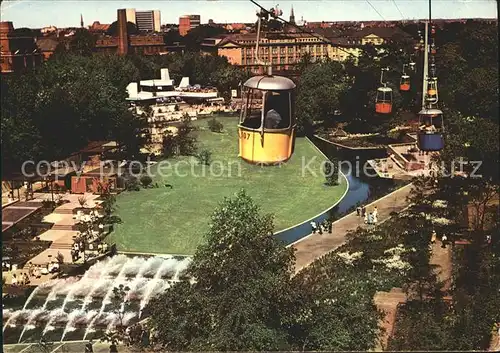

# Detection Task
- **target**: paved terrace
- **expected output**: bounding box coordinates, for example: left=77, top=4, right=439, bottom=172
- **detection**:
left=3, top=193, right=103, bottom=286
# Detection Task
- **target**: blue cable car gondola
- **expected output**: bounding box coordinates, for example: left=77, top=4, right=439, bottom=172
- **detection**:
left=417, top=108, right=444, bottom=151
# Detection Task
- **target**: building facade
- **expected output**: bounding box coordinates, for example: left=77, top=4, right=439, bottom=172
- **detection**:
left=0, top=22, right=43, bottom=74
left=216, top=32, right=360, bottom=74
left=95, top=34, right=183, bottom=56
left=136, top=10, right=161, bottom=32
left=123, top=9, right=161, bottom=32
left=179, top=15, right=201, bottom=36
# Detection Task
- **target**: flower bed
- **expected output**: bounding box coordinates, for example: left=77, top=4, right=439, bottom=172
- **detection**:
left=295, top=209, right=433, bottom=350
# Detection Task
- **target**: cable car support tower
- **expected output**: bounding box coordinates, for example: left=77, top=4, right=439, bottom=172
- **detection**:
left=417, top=0, right=445, bottom=152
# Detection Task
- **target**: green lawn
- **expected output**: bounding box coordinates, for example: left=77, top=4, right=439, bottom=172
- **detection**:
left=109, top=116, right=347, bottom=254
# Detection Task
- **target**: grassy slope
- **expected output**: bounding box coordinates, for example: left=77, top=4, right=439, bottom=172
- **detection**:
left=109, top=116, right=347, bottom=254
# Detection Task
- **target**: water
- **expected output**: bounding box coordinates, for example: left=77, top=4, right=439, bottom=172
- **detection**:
left=2, top=254, right=192, bottom=344
left=313, top=135, right=408, bottom=215
left=276, top=137, right=408, bottom=245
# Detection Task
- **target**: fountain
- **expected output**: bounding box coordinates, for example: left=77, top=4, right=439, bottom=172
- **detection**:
left=2, top=254, right=192, bottom=344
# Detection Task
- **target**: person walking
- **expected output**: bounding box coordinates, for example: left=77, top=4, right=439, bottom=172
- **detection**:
left=85, top=340, right=94, bottom=353
left=310, top=221, right=317, bottom=234
left=27, top=262, right=34, bottom=277
left=109, top=342, right=118, bottom=353
left=11, top=274, right=18, bottom=286
left=441, top=234, right=448, bottom=248
left=361, top=206, right=366, bottom=218
left=431, top=230, right=437, bottom=244
left=356, top=207, right=361, bottom=217
left=35, top=265, right=41, bottom=279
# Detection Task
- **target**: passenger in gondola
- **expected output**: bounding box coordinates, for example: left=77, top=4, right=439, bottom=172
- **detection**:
left=264, top=94, right=282, bottom=128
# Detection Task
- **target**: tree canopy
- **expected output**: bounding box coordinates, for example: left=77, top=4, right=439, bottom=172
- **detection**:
left=295, top=60, right=350, bottom=134
left=106, top=21, right=139, bottom=36
left=1, top=50, right=245, bottom=173
left=148, top=190, right=297, bottom=351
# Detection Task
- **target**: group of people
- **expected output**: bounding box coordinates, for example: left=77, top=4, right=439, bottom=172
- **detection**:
left=310, top=219, right=333, bottom=234
left=431, top=230, right=451, bottom=249
left=71, top=239, right=84, bottom=262
left=7, top=191, right=15, bottom=203
left=71, top=237, right=110, bottom=263
left=10, top=273, right=30, bottom=286
left=356, top=206, right=378, bottom=225
left=125, top=323, right=152, bottom=347
left=87, top=241, right=109, bottom=255
left=85, top=339, right=117, bottom=353
left=8, top=261, right=59, bottom=286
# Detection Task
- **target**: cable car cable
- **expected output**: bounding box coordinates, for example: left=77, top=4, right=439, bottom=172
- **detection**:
left=365, top=0, right=386, bottom=21
left=391, top=0, right=405, bottom=20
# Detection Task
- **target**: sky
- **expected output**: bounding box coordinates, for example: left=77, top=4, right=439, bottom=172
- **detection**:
left=0, top=0, right=497, bottom=29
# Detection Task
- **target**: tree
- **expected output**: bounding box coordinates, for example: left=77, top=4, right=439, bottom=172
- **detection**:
left=161, top=132, right=177, bottom=158
left=106, top=21, right=138, bottom=36
left=323, top=159, right=339, bottom=186
left=68, top=28, right=96, bottom=56
left=148, top=190, right=297, bottom=351
left=434, top=21, right=498, bottom=122
left=101, top=284, right=132, bottom=346
left=139, top=175, right=153, bottom=188
left=176, top=114, right=197, bottom=155
left=97, top=181, right=122, bottom=228
left=295, top=61, right=349, bottom=134
left=207, top=118, right=223, bottom=133
left=183, top=25, right=228, bottom=50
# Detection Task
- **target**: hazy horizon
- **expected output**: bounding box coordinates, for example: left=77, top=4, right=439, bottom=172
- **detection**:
left=0, top=0, right=497, bottom=29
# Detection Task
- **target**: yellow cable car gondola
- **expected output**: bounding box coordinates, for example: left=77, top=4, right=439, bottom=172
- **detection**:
left=238, top=75, right=296, bottom=164
left=237, top=5, right=297, bottom=165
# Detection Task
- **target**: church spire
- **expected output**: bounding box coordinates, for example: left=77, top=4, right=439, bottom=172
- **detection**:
left=290, top=6, right=295, bottom=24
left=80, top=14, right=84, bottom=28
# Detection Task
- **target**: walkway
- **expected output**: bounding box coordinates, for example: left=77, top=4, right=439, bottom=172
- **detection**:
left=291, top=183, right=413, bottom=274
left=429, top=241, right=453, bottom=292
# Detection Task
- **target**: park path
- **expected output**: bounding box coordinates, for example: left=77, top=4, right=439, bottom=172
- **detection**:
left=429, top=241, right=453, bottom=292
left=291, top=183, right=414, bottom=274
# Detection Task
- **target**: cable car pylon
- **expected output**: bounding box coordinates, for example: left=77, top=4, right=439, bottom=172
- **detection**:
left=417, top=14, right=445, bottom=152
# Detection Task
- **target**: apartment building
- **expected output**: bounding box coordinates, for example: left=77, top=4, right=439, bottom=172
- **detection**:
left=136, top=10, right=161, bottom=32
left=0, top=21, right=43, bottom=74
left=124, top=9, right=161, bottom=32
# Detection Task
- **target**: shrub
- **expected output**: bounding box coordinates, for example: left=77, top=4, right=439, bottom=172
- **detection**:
left=177, top=115, right=197, bottom=155
left=196, top=149, right=212, bottom=166
left=139, top=175, right=153, bottom=188
left=124, top=176, right=141, bottom=191
left=323, top=160, right=339, bottom=186
left=42, top=199, right=56, bottom=210
left=207, top=118, right=224, bottom=133
left=162, top=132, right=177, bottom=158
